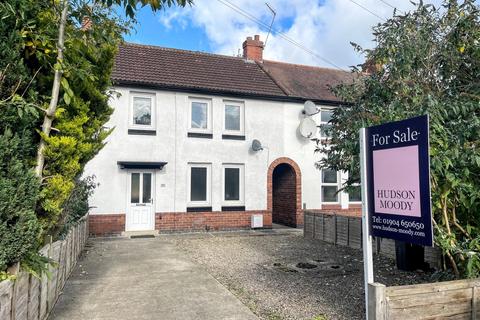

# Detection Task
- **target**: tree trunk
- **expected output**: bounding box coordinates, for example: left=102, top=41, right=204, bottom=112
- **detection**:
left=35, top=0, right=69, bottom=178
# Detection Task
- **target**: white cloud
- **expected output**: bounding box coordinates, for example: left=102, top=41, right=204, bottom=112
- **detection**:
left=159, top=0, right=444, bottom=69
left=159, top=10, right=188, bottom=29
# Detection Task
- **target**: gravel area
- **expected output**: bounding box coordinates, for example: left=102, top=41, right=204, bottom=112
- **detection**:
left=162, top=228, right=434, bottom=320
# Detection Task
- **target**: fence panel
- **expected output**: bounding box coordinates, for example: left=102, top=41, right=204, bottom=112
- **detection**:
left=369, top=279, right=480, bottom=319
left=12, top=271, right=29, bottom=320
left=336, top=216, right=349, bottom=246
left=27, top=274, right=40, bottom=320
left=314, top=214, right=324, bottom=240
left=0, top=214, right=89, bottom=320
left=304, top=211, right=442, bottom=268
left=0, top=280, right=13, bottom=320
left=348, top=217, right=362, bottom=249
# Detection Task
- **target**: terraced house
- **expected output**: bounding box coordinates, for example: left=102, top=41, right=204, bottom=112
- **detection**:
left=85, top=35, right=361, bottom=236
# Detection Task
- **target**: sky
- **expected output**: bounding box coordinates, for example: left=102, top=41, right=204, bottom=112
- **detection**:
left=124, top=0, right=445, bottom=70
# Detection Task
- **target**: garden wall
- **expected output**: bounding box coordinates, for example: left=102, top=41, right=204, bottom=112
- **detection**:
left=368, top=279, right=480, bottom=319
left=304, top=211, right=442, bottom=269
left=0, top=214, right=88, bottom=320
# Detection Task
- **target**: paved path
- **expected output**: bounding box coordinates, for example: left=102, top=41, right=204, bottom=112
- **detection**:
left=49, top=237, right=258, bottom=320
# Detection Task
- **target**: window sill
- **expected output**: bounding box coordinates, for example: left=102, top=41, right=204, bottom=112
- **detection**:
left=128, top=129, right=156, bottom=136
left=222, top=134, right=245, bottom=140
left=186, top=206, right=212, bottom=212
left=187, top=132, right=213, bottom=139
left=221, top=206, right=245, bottom=211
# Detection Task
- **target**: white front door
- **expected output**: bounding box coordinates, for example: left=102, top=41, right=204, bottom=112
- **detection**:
left=126, top=171, right=155, bottom=231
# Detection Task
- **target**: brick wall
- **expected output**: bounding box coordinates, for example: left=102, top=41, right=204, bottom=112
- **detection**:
left=267, top=157, right=303, bottom=227
left=272, top=164, right=297, bottom=226
left=89, top=214, right=125, bottom=236
left=156, top=210, right=271, bottom=232
left=89, top=210, right=272, bottom=236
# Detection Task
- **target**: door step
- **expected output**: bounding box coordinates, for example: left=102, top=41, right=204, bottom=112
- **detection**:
left=123, top=230, right=158, bottom=238
left=130, top=235, right=155, bottom=239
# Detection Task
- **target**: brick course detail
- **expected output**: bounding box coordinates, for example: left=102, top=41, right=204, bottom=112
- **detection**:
left=267, top=157, right=303, bottom=227
left=272, top=164, right=297, bottom=226
left=89, top=211, right=272, bottom=236
left=89, top=214, right=125, bottom=236
left=156, top=210, right=271, bottom=232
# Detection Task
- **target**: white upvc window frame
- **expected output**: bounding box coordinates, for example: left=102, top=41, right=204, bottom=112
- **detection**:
left=222, top=100, right=245, bottom=135
left=222, top=164, right=244, bottom=206
left=187, top=163, right=212, bottom=207
left=188, top=97, right=212, bottom=134
left=321, top=169, right=340, bottom=204
left=129, top=91, right=156, bottom=131
left=319, top=106, right=334, bottom=139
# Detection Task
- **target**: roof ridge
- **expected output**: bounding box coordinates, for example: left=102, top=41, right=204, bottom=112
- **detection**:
left=122, top=42, right=351, bottom=73
left=122, top=42, right=246, bottom=62
left=262, top=59, right=351, bottom=73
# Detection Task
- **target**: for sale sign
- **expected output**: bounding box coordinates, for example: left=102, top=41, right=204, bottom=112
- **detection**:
left=366, top=115, right=433, bottom=246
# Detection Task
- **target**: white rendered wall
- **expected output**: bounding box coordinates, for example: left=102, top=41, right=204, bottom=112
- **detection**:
left=83, top=87, right=351, bottom=215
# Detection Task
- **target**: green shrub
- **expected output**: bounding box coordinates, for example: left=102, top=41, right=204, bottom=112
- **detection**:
left=0, top=131, right=42, bottom=272
left=57, top=176, right=96, bottom=238
left=318, top=0, right=480, bottom=278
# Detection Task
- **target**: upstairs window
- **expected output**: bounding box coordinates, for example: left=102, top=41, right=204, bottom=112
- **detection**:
left=321, top=169, right=339, bottom=203
left=130, top=93, right=155, bottom=130
left=223, top=101, right=244, bottom=135
left=189, top=98, right=212, bottom=133
left=319, top=108, right=334, bottom=138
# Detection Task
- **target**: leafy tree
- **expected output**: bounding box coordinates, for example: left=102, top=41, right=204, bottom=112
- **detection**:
left=35, top=0, right=193, bottom=179
left=0, top=0, right=47, bottom=274
left=318, top=0, right=479, bottom=278
left=0, top=0, right=192, bottom=274
left=0, top=132, right=42, bottom=272
left=33, top=0, right=192, bottom=236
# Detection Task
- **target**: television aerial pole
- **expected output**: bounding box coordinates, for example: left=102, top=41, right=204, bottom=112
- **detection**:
left=264, top=3, right=276, bottom=48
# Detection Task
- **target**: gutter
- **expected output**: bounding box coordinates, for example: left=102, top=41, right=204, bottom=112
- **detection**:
left=113, top=80, right=345, bottom=107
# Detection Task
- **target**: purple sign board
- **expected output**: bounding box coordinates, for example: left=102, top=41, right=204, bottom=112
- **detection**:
left=366, top=115, right=433, bottom=246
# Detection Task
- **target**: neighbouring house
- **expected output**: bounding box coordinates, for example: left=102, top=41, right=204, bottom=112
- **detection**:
left=85, top=35, right=361, bottom=236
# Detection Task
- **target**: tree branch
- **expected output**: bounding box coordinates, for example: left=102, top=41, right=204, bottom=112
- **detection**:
left=35, top=0, right=69, bottom=178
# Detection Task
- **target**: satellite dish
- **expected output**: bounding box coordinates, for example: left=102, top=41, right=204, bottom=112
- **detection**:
left=251, top=139, right=263, bottom=151
left=303, top=100, right=318, bottom=116
left=299, top=117, right=317, bottom=138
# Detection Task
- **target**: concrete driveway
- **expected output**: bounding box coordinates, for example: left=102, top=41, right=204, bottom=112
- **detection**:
left=49, top=237, right=258, bottom=320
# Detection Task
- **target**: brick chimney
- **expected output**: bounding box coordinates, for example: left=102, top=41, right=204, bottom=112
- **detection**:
left=242, top=35, right=264, bottom=61
left=81, top=16, right=92, bottom=31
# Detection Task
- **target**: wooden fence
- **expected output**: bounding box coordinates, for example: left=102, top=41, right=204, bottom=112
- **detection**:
left=304, top=211, right=442, bottom=269
left=369, top=279, right=480, bottom=319
left=0, top=214, right=88, bottom=320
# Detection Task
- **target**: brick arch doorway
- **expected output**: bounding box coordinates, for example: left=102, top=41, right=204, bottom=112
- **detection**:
left=267, top=158, right=302, bottom=227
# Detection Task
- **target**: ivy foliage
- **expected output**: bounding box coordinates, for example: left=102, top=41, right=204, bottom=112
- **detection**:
left=318, top=0, right=480, bottom=278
